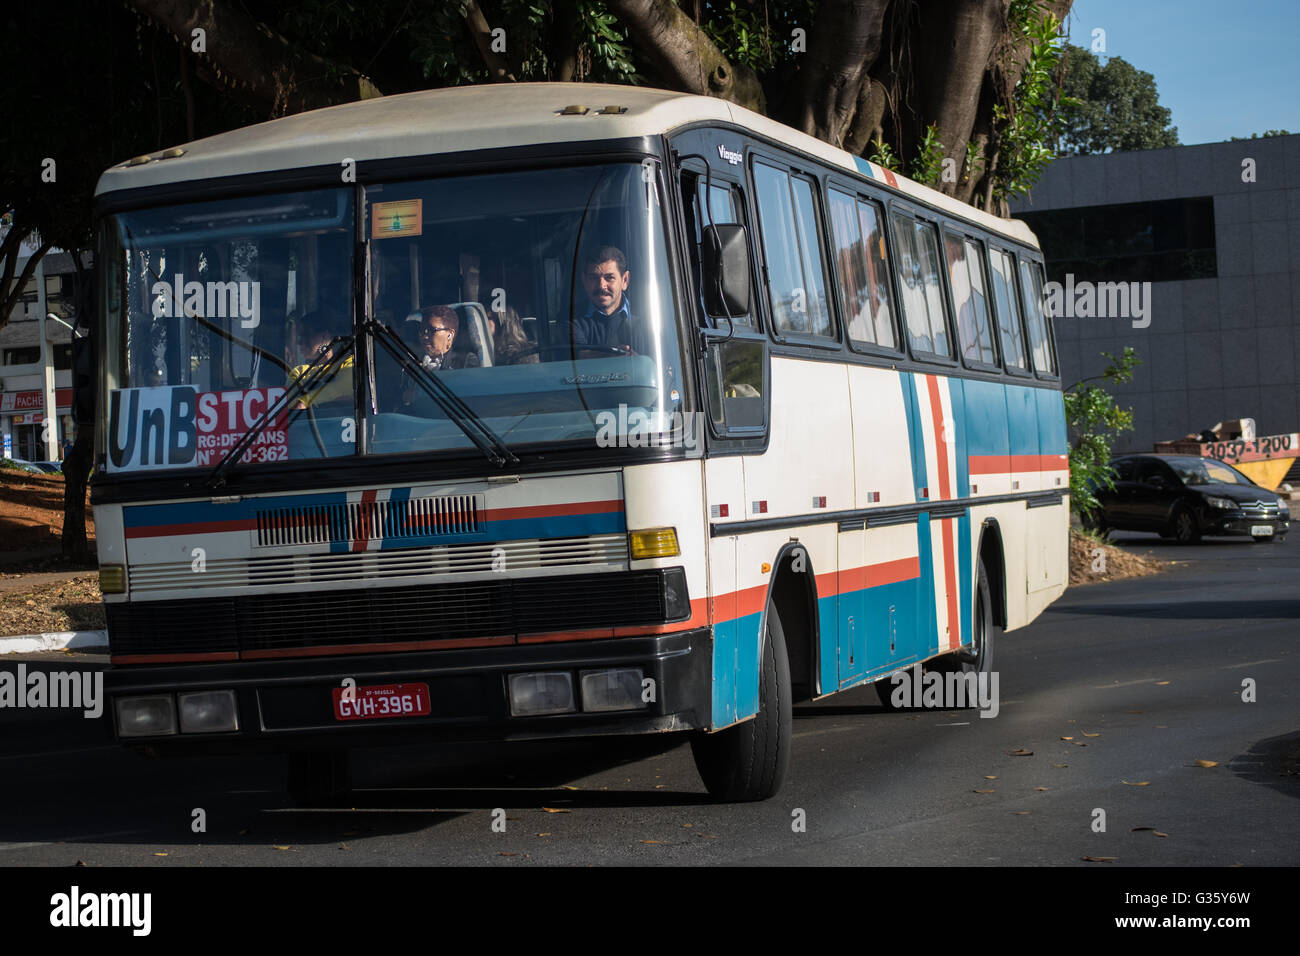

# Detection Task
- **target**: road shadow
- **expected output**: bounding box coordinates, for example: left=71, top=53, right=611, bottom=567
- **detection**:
left=1052, top=599, right=1300, bottom=620
left=1228, top=730, right=1300, bottom=800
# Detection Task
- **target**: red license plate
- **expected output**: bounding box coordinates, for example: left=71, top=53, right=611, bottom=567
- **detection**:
left=331, top=683, right=431, bottom=721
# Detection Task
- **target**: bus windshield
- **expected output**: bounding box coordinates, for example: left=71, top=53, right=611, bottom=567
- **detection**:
left=98, top=163, right=686, bottom=474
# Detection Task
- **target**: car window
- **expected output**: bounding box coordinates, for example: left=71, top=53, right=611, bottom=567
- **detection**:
left=1112, top=459, right=1137, bottom=482
left=1171, top=457, right=1254, bottom=486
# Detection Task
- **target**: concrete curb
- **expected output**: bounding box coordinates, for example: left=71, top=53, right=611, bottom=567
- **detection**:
left=0, top=630, right=108, bottom=655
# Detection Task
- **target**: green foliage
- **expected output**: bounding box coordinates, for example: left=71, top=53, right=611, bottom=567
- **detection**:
left=1064, top=347, right=1142, bottom=517
left=868, top=138, right=901, bottom=171
left=1229, top=130, right=1292, bottom=141
left=910, top=124, right=945, bottom=186
left=1058, top=44, right=1179, bottom=154
left=701, top=0, right=817, bottom=74
left=990, top=1, right=1072, bottom=206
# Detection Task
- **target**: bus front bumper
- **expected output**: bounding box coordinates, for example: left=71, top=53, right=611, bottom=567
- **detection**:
left=104, top=629, right=712, bottom=755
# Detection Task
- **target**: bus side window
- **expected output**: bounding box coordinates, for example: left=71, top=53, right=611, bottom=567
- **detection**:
left=890, top=211, right=951, bottom=359
left=752, top=160, right=833, bottom=339
left=827, top=188, right=897, bottom=351
left=988, top=248, right=1029, bottom=371
left=1018, top=258, right=1057, bottom=376
left=943, top=232, right=997, bottom=367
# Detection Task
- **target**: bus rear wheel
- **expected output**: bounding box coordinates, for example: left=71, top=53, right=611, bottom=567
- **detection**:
left=691, top=604, right=792, bottom=802
left=929, top=556, right=996, bottom=686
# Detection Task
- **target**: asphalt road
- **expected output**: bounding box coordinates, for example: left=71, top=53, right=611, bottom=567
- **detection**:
left=1, top=528, right=1296, bottom=866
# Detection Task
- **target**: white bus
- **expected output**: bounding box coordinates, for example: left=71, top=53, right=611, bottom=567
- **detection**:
left=94, top=82, right=1068, bottom=802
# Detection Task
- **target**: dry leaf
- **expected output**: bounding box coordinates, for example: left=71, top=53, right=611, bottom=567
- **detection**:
left=639, top=840, right=663, bottom=845
left=681, top=823, right=693, bottom=828
left=541, top=807, right=570, bottom=813
left=1008, top=748, right=1033, bottom=756
left=1122, top=780, right=1151, bottom=786
left=1195, top=759, right=1218, bottom=768
left=498, top=852, right=518, bottom=857
left=1060, top=736, right=1074, bottom=740
left=1083, top=732, right=1100, bottom=737
left=1131, top=827, right=1169, bottom=837
left=1053, top=763, right=1068, bottom=768
left=560, top=785, right=580, bottom=791
left=1035, top=786, right=1048, bottom=791
left=972, top=789, right=995, bottom=794
left=273, top=845, right=290, bottom=850
left=1013, top=811, right=1031, bottom=815
left=153, top=852, right=168, bottom=857
left=537, top=832, right=551, bottom=837
left=1156, top=681, right=1170, bottom=685
left=1082, top=856, right=1116, bottom=862
left=984, top=775, right=997, bottom=779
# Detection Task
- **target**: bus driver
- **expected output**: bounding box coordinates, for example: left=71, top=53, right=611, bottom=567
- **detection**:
left=572, top=245, right=653, bottom=356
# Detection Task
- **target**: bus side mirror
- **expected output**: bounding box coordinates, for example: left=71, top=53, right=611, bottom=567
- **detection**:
left=701, top=223, right=750, bottom=318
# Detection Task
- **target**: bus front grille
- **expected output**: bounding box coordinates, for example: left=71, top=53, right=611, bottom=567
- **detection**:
left=105, top=570, right=676, bottom=657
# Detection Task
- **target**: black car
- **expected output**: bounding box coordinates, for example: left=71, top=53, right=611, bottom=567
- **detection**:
left=1085, top=454, right=1290, bottom=543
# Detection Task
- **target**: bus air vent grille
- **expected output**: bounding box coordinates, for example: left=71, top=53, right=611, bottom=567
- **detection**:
left=255, top=494, right=482, bottom=547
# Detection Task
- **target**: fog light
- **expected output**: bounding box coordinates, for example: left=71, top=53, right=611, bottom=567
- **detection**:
left=99, top=564, right=127, bottom=594
left=116, top=695, right=177, bottom=737
left=179, top=690, right=239, bottom=733
left=508, top=672, right=575, bottom=716
left=580, top=668, right=647, bottom=712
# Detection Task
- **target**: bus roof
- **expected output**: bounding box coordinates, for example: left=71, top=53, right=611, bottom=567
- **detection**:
left=95, top=82, right=1037, bottom=246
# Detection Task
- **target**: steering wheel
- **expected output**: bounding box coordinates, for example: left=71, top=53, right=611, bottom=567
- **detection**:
left=511, top=344, right=635, bottom=360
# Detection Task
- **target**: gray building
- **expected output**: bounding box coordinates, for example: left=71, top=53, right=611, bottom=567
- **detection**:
left=1011, top=133, right=1300, bottom=453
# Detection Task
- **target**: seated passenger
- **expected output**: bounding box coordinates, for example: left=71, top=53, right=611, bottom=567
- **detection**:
left=489, top=305, right=538, bottom=365
left=412, top=305, right=480, bottom=371
left=288, top=308, right=352, bottom=408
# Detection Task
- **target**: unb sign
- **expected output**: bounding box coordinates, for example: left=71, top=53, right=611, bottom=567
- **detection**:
left=107, top=386, right=288, bottom=472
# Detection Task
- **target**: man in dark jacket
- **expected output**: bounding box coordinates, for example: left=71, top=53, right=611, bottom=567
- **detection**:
left=570, top=246, right=653, bottom=356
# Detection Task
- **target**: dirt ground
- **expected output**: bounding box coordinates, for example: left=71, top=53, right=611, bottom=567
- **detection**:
left=0, top=573, right=104, bottom=635
left=1068, top=528, right=1163, bottom=586
left=0, top=466, right=95, bottom=570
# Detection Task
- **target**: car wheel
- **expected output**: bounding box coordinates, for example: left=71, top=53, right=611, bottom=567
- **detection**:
left=691, top=602, right=792, bottom=802
left=1169, top=506, right=1201, bottom=544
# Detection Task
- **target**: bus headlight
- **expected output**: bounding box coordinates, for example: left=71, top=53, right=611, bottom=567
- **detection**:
left=179, top=690, right=239, bottom=733
left=116, top=695, right=177, bottom=737
left=507, top=672, right=575, bottom=716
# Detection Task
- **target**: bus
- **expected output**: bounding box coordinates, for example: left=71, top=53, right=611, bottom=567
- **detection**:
left=93, top=82, right=1068, bottom=803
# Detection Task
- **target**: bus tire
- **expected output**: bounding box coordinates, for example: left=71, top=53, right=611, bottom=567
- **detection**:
left=928, top=555, right=996, bottom=687
left=287, top=749, right=351, bottom=807
left=691, top=604, right=792, bottom=802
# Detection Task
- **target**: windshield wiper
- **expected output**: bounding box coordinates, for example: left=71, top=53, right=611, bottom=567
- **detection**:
left=365, top=318, right=518, bottom=468
left=204, top=333, right=357, bottom=489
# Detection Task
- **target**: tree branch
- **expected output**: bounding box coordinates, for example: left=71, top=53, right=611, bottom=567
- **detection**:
left=464, top=0, right=516, bottom=82
left=124, top=0, right=382, bottom=117
left=604, top=0, right=765, bottom=112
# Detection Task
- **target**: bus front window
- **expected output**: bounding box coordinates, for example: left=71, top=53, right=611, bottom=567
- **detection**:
left=99, top=189, right=356, bottom=473
left=364, top=163, right=686, bottom=457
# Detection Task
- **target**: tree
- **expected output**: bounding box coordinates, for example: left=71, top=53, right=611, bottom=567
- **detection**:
left=1064, top=347, right=1141, bottom=520
left=1056, top=43, right=1179, bottom=154
left=1229, top=130, right=1291, bottom=141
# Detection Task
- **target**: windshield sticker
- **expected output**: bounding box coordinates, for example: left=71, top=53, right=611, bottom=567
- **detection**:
left=107, top=385, right=288, bottom=472
left=371, top=199, right=422, bottom=238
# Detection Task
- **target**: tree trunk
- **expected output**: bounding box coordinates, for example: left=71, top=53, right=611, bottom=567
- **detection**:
left=604, top=0, right=766, bottom=112
left=776, top=0, right=890, bottom=147
left=902, top=0, right=1010, bottom=194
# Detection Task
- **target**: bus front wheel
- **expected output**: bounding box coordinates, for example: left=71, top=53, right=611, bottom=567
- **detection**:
left=690, top=605, right=792, bottom=802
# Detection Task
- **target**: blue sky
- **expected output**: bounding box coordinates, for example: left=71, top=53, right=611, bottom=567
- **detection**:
left=1066, top=0, right=1300, bottom=145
